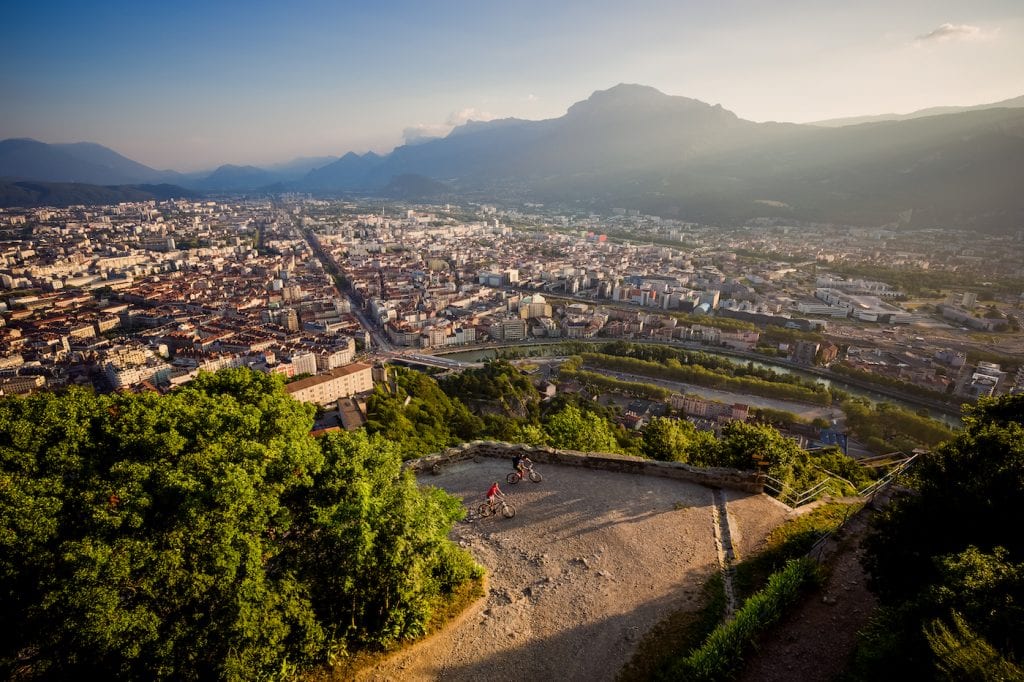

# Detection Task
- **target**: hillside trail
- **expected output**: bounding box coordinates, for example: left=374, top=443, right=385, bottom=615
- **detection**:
left=735, top=498, right=883, bottom=682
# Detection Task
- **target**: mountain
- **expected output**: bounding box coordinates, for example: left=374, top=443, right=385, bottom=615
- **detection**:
left=380, top=173, right=454, bottom=200
left=195, top=164, right=277, bottom=191
left=0, top=138, right=182, bottom=185
left=304, top=151, right=385, bottom=190
left=0, top=141, right=336, bottom=192
left=809, top=94, right=1024, bottom=127
left=264, top=155, right=339, bottom=178
left=298, top=84, right=1024, bottom=231
left=0, top=181, right=198, bottom=208
left=6, top=85, right=1024, bottom=229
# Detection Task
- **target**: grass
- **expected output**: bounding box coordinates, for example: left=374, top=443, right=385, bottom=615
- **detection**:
left=734, top=501, right=861, bottom=601
left=620, top=501, right=861, bottom=681
left=666, top=558, right=822, bottom=681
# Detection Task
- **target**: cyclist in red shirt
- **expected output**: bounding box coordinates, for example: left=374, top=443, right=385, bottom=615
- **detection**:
left=486, top=481, right=502, bottom=507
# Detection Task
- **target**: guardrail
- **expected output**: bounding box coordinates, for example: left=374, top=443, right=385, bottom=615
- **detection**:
left=764, top=452, right=921, bottom=509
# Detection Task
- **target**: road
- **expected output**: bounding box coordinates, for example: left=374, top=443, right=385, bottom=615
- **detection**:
left=300, top=227, right=394, bottom=351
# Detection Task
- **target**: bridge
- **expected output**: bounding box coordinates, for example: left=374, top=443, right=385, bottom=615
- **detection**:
left=382, top=352, right=483, bottom=371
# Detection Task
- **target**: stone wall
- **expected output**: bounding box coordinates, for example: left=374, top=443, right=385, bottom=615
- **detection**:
left=408, top=440, right=764, bottom=494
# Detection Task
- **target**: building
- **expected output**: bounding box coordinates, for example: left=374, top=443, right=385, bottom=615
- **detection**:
left=489, top=316, right=527, bottom=342
left=518, top=294, right=552, bottom=320
left=285, top=362, right=374, bottom=406
left=791, top=340, right=820, bottom=365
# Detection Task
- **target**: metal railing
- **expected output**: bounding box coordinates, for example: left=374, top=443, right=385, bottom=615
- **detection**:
left=763, top=452, right=921, bottom=509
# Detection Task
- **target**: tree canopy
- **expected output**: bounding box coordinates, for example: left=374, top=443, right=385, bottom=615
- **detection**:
left=853, top=393, right=1024, bottom=679
left=0, top=368, right=480, bottom=680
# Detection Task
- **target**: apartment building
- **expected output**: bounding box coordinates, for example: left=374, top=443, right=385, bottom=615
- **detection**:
left=285, top=362, right=374, bottom=405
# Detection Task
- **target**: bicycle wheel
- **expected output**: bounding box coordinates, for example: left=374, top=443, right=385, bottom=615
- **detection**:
left=506, top=471, right=521, bottom=485
left=477, top=502, right=493, bottom=518
left=501, top=501, right=516, bottom=518
left=529, top=469, right=543, bottom=483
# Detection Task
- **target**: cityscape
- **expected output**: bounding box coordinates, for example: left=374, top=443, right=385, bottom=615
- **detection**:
left=2, top=1, right=1024, bottom=681
left=2, top=197, right=1021, bottom=406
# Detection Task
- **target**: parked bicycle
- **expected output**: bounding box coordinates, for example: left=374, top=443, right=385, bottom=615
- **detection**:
left=507, top=462, right=542, bottom=485
left=477, top=496, right=516, bottom=519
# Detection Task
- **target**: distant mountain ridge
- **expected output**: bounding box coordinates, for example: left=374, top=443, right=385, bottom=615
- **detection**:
left=4, top=84, right=1024, bottom=229
left=808, top=94, right=1024, bottom=127
left=0, top=138, right=183, bottom=185
left=299, top=84, right=1024, bottom=230
left=0, top=140, right=335, bottom=192
left=0, top=181, right=200, bottom=209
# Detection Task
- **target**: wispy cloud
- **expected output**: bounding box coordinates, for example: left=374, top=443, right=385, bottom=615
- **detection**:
left=445, top=108, right=495, bottom=126
left=403, top=108, right=496, bottom=144
left=915, top=23, right=989, bottom=43
left=401, top=124, right=449, bottom=144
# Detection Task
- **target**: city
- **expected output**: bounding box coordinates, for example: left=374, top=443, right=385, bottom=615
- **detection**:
left=2, top=197, right=1021, bottom=407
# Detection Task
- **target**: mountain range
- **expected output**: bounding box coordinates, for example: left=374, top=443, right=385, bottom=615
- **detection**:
left=3, top=84, right=1024, bottom=230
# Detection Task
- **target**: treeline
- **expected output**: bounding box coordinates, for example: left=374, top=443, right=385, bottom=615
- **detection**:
left=559, top=366, right=672, bottom=401
left=580, top=352, right=834, bottom=405
left=842, top=399, right=955, bottom=454
left=366, top=362, right=633, bottom=456
left=368, top=362, right=870, bottom=497
left=0, top=369, right=481, bottom=680
left=640, top=417, right=873, bottom=496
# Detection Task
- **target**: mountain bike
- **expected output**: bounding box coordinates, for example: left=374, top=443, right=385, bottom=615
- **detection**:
left=507, top=462, right=542, bottom=484
left=477, top=497, right=516, bottom=518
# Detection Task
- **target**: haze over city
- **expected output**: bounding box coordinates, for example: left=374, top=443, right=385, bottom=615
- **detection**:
left=3, top=0, right=1023, bottom=170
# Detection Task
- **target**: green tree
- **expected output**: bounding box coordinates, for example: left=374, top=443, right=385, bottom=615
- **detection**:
left=0, top=368, right=481, bottom=680
left=641, top=417, right=708, bottom=463
left=545, top=404, right=620, bottom=453
left=711, top=421, right=801, bottom=478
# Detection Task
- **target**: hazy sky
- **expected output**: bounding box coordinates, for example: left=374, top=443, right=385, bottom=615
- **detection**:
left=2, top=0, right=1022, bottom=171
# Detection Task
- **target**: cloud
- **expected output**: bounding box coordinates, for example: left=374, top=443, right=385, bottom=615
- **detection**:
left=915, top=23, right=987, bottom=43
left=525, top=93, right=539, bottom=102
left=402, top=124, right=449, bottom=145
left=403, top=108, right=497, bottom=144
left=445, top=107, right=495, bottom=126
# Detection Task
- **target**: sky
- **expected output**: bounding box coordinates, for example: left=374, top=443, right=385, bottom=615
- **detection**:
left=2, top=0, right=1022, bottom=171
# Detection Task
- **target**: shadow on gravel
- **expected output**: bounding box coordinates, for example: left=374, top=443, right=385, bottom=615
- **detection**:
left=426, top=585, right=711, bottom=682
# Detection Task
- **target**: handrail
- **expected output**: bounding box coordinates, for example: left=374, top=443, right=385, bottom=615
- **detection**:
left=763, top=452, right=921, bottom=508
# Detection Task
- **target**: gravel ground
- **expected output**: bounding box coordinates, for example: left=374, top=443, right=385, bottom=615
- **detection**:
left=355, top=458, right=790, bottom=681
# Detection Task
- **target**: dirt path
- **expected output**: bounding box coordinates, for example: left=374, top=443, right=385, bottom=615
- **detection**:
left=355, top=459, right=790, bottom=681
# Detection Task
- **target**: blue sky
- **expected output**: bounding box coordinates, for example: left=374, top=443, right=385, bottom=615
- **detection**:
left=2, top=0, right=1022, bottom=170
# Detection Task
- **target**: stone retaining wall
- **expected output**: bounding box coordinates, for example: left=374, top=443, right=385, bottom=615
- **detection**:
left=408, top=440, right=764, bottom=493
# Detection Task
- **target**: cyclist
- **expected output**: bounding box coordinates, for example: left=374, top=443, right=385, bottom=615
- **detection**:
left=512, top=453, right=530, bottom=478
left=486, top=481, right=503, bottom=510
